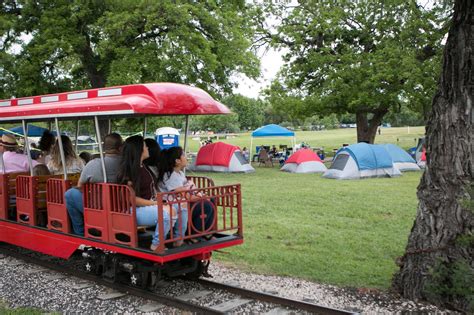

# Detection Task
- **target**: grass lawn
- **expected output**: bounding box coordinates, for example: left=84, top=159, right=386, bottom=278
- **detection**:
left=185, top=127, right=425, bottom=289
left=185, top=126, right=425, bottom=154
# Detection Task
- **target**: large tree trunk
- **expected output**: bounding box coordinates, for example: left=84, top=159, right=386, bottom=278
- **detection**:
left=392, top=0, right=473, bottom=312
left=355, top=108, right=388, bottom=143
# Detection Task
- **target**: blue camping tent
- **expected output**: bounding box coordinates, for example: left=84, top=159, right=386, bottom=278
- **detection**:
left=379, top=143, right=420, bottom=171
left=250, top=124, right=295, bottom=159
left=323, top=143, right=401, bottom=179
left=0, top=125, right=56, bottom=137
left=251, top=124, right=295, bottom=137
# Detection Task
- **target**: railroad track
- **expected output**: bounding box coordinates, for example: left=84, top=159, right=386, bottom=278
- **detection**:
left=0, top=246, right=357, bottom=314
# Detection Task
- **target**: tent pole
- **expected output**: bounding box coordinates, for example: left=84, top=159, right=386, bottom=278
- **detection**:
left=250, top=137, right=253, bottom=163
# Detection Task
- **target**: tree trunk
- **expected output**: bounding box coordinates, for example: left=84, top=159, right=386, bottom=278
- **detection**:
left=392, top=0, right=473, bottom=312
left=355, top=109, right=388, bottom=143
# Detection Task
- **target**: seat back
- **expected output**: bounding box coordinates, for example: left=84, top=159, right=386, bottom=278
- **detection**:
left=107, top=184, right=138, bottom=247
left=0, top=172, right=28, bottom=220
left=83, top=183, right=109, bottom=242
left=46, top=173, right=80, bottom=233
left=17, top=174, right=62, bottom=226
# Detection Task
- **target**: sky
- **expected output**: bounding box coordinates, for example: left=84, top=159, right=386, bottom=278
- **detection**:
left=233, top=47, right=284, bottom=99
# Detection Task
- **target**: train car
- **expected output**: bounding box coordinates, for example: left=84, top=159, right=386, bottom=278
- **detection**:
left=0, top=83, right=243, bottom=288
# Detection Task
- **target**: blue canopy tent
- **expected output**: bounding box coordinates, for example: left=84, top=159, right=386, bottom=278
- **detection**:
left=250, top=124, right=296, bottom=160
left=0, top=125, right=56, bottom=137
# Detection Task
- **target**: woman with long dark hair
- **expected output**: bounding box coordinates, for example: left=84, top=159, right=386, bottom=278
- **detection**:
left=143, top=138, right=161, bottom=178
left=117, top=135, right=186, bottom=251
left=158, top=146, right=215, bottom=239
left=47, top=135, right=84, bottom=174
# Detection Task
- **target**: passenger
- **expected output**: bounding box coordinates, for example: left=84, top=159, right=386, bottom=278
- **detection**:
left=0, top=134, right=39, bottom=173
left=32, top=164, right=51, bottom=176
left=66, top=133, right=123, bottom=236
left=79, top=151, right=92, bottom=165
left=37, top=130, right=55, bottom=164
left=117, top=135, right=186, bottom=251
left=47, top=135, right=84, bottom=175
left=143, top=138, right=161, bottom=178
left=158, top=146, right=215, bottom=240
left=242, top=147, right=249, bottom=162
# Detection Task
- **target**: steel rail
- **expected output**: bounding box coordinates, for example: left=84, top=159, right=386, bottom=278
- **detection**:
left=0, top=246, right=223, bottom=315
left=196, top=279, right=358, bottom=315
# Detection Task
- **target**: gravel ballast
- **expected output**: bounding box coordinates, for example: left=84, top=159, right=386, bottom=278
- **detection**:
left=0, top=254, right=456, bottom=314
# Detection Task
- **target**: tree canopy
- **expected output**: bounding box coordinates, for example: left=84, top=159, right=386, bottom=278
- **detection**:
left=262, top=0, right=448, bottom=143
left=0, top=0, right=261, bottom=99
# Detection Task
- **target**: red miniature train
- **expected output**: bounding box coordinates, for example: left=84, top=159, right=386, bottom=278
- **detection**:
left=0, top=83, right=243, bottom=288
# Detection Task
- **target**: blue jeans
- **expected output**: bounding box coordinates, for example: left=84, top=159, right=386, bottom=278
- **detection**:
left=136, top=204, right=188, bottom=246
left=65, top=188, right=84, bottom=236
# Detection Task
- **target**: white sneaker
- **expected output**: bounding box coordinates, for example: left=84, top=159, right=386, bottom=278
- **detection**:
left=150, top=243, right=158, bottom=251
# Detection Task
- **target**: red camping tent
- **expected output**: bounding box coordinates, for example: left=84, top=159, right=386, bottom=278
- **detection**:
left=189, top=142, right=255, bottom=173
left=285, top=148, right=323, bottom=164
left=281, top=148, right=326, bottom=173
left=196, top=142, right=238, bottom=167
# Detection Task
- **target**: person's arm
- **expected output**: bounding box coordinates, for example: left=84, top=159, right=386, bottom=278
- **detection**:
left=165, top=173, right=203, bottom=200
left=136, top=196, right=156, bottom=207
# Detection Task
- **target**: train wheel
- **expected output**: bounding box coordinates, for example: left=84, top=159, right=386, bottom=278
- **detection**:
left=185, top=260, right=211, bottom=280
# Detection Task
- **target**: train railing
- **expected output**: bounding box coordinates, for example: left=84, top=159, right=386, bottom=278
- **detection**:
left=186, top=175, right=215, bottom=189
left=155, top=184, right=243, bottom=252
left=81, top=178, right=242, bottom=253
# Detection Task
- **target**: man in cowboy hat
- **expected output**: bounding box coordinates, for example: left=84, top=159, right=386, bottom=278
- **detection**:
left=0, top=133, right=39, bottom=174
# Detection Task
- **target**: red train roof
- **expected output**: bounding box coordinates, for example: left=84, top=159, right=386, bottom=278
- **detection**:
left=0, top=83, right=230, bottom=122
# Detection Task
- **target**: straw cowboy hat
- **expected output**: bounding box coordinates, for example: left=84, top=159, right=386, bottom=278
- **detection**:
left=0, top=134, right=18, bottom=147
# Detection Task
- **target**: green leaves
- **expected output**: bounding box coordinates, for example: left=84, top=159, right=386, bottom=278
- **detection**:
left=1, top=0, right=261, bottom=98
left=263, top=0, right=448, bottom=142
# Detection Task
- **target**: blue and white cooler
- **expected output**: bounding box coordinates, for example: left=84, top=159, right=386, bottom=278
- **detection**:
left=155, top=127, right=180, bottom=150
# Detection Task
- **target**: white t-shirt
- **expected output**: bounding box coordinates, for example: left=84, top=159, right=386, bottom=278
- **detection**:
left=159, top=170, right=188, bottom=192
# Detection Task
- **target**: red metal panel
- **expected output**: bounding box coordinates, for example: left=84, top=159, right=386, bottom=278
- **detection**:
left=46, top=178, right=72, bottom=233
left=0, top=220, right=243, bottom=263
left=0, top=83, right=230, bottom=121
left=83, top=183, right=109, bottom=242
left=16, top=176, right=37, bottom=226
left=107, top=184, right=138, bottom=247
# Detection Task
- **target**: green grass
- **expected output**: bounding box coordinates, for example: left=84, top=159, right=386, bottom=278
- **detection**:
left=0, top=300, right=45, bottom=314
left=184, top=127, right=425, bottom=289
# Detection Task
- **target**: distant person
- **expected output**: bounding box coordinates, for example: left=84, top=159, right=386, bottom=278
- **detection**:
left=37, top=130, right=55, bottom=164
left=242, top=147, right=249, bottom=161
left=30, top=142, right=42, bottom=160
left=269, top=145, right=277, bottom=157
left=47, top=135, right=84, bottom=175
left=79, top=151, right=92, bottom=165
left=66, top=133, right=123, bottom=236
left=0, top=134, right=39, bottom=174
left=32, top=164, right=51, bottom=176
